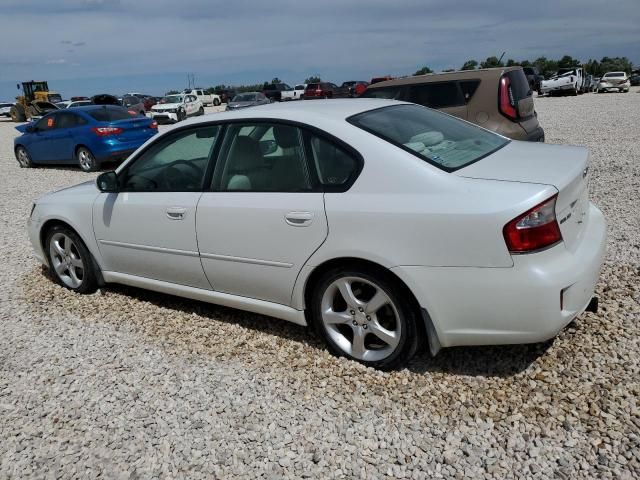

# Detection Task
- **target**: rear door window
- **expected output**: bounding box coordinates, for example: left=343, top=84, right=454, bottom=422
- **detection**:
left=407, top=82, right=464, bottom=109
left=56, top=112, right=86, bottom=129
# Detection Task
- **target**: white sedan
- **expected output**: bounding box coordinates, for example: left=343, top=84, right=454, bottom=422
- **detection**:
left=597, top=72, right=631, bottom=93
left=27, top=99, right=606, bottom=369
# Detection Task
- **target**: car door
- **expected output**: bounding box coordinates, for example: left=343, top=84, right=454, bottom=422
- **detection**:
left=47, top=112, right=85, bottom=162
left=196, top=121, right=328, bottom=306
left=184, top=95, right=196, bottom=116
left=27, top=113, right=58, bottom=161
left=92, top=124, right=221, bottom=288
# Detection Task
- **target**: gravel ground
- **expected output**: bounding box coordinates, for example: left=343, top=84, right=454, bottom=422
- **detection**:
left=0, top=95, right=639, bottom=479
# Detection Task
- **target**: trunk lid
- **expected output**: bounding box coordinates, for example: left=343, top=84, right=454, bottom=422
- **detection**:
left=109, top=117, right=154, bottom=141
left=456, top=141, right=591, bottom=251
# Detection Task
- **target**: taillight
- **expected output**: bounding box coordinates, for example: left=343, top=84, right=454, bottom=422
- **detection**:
left=503, top=195, right=562, bottom=253
left=150, top=121, right=158, bottom=130
left=91, top=127, right=123, bottom=137
left=128, top=110, right=137, bottom=116
left=499, top=75, right=517, bottom=120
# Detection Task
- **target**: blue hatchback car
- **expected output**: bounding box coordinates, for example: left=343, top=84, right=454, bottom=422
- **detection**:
left=14, top=105, right=158, bottom=172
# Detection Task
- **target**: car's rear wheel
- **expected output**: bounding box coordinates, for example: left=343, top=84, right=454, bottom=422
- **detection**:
left=213, top=99, right=221, bottom=106
left=77, top=147, right=98, bottom=172
left=45, top=225, right=98, bottom=294
left=311, top=267, right=419, bottom=370
left=198, top=106, right=204, bottom=115
left=15, top=146, right=34, bottom=168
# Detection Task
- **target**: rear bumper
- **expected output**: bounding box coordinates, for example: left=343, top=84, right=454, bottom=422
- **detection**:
left=540, top=83, right=575, bottom=93
left=524, top=126, right=545, bottom=142
left=598, top=81, right=630, bottom=90
left=392, top=203, right=606, bottom=349
left=92, top=135, right=155, bottom=163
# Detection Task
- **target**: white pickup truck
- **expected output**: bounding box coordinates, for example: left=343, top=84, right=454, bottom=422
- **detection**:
left=281, top=84, right=306, bottom=101
left=540, top=68, right=583, bottom=96
left=182, top=88, right=221, bottom=106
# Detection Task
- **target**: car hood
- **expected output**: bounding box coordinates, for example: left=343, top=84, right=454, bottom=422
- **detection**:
left=153, top=103, right=181, bottom=110
left=228, top=102, right=256, bottom=108
left=38, top=180, right=98, bottom=202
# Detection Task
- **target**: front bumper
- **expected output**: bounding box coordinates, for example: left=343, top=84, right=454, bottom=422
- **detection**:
left=151, top=111, right=179, bottom=123
left=540, top=83, right=575, bottom=93
left=392, top=203, right=606, bottom=349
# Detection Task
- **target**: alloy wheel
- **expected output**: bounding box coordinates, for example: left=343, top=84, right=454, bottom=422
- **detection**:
left=78, top=149, right=94, bottom=171
left=16, top=147, right=31, bottom=167
left=320, top=276, right=401, bottom=362
left=49, top=232, right=85, bottom=289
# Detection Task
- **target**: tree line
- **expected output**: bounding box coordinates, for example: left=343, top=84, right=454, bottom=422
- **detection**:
left=415, top=55, right=634, bottom=78
left=164, top=56, right=634, bottom=96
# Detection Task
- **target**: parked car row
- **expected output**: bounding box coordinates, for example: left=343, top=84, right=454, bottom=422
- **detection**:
left=539, top=67, right=630, bottom=96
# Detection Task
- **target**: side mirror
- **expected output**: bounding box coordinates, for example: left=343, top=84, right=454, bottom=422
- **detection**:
left=96, top=171, right=119, bottom=193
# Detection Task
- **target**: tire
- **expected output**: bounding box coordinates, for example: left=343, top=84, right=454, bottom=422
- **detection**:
left=45, top=225, right=98, bottom=294
left=10, top=104, right=26, bottom=122
left=310, top=266, right=420, bottom=370
left=213, top=99, right=221, bottom=106
left=571, top=86, right=578, bottom=96
left=198, top=106, right=204, bottom=116
left=177, top=108, right=186, bottom=121
left=15, top=146, right=34, bottom=168
left=76, top=146, right=98, bottom=172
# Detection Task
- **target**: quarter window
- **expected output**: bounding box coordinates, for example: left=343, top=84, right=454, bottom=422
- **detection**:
left=309, top=135, right=359, bottom=188
left=120, top=125, right=220, bottom=192
left=215, top=123, right=313, bottom=192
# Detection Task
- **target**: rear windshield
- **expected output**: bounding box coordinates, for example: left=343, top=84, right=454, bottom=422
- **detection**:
left=348, top=104, right=508, bottom=172
left=360, top=86, right=403, bottom=99
left=233, top=94, right=257, bottom=102
left=604, top=72, right=625, bottom=77
left=306, top=83, right=319, bottom=89
left=88, top=107, right=132, bottom=122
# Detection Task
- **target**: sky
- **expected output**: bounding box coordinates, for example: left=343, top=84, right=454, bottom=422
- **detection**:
left=1, top=0, right=639, bottom=100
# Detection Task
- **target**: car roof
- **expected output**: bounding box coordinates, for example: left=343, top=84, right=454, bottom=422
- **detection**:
left=368, top=66, right=522, bottom=88
left=183, top=99, right=408, bottom=127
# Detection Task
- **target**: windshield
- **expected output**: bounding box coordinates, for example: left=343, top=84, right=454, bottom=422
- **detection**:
left=348, top=104, right=508, bottom=172
left=162, top=95, right=183, bottom=104
left=232, top=94, right=257, bottom=102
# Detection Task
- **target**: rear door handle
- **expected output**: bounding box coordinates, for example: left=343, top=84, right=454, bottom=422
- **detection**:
left=285, top=211, right=313, bottom=226
left=166, top=207, right=187, bottom=220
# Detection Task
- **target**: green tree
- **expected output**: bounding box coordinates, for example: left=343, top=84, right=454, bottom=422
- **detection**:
left=557, top=55, right=580, bottom=69
left=461, top=59, right=478, bottom=70
left=414, top=66, right=433, bottom=75
left=599, top=56, right=633, bottom=74
left=480, top=56, right=504, bottom=68
left=505, top=59, right=517, bottom=67
left=304, top=75, right=321, bottom=83
left=271, top=77, right=282, bottom=84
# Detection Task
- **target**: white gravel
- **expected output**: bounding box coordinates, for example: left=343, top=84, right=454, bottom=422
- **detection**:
left=0, top=96, right=639, bottom=479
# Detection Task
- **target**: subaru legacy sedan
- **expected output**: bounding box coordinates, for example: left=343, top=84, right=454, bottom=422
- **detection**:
left=27, top=100, right=606, bottom=369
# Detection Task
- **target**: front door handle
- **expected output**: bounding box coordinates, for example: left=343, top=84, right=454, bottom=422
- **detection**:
left=285, top=211, right=313, bottom=226
left=166, top=207, right=187, bottom=220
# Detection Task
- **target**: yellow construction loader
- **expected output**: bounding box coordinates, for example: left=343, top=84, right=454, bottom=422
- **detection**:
left=10, top=81, right=62, bottom=122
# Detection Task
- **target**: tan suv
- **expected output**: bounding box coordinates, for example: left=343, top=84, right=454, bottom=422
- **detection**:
left=361, top=67, right=544, bottom=142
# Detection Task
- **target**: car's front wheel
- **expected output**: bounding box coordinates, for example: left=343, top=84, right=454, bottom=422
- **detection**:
left=311, top=267, right=420, bottom=370
left=45, top=225, right=98, bottom=294
left=77, top=146, right=98, bottom=172
left=15, top=146, right=34, bottom=168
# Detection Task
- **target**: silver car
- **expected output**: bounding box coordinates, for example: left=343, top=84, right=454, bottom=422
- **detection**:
left=225, top=92, right=270, bottom=111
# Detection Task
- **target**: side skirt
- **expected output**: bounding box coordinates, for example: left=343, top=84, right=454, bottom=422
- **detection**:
left=101, top=271, right=308, bottom=326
